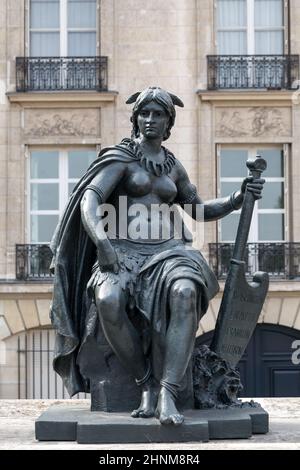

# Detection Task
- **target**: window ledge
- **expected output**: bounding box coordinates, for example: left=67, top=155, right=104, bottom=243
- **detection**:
left=0, top=281, right=53, bottom=297
left=197, top=89, right=296, bottom=103
left=6, top=90, right=118, bottom=106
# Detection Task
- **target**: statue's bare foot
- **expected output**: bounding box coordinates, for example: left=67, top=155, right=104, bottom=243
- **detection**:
left=155, top=387, right=184, bottom=425
left=131, top=382, right=158, bottom=418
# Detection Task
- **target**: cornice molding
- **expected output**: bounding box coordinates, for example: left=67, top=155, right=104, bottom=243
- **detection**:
left=197, top=89, right=296, bottom=103
left=6, top=91, right=118, bottom=107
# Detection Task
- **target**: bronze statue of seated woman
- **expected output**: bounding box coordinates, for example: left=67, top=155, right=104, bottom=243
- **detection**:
left=49, top=87, right=264, bottom=425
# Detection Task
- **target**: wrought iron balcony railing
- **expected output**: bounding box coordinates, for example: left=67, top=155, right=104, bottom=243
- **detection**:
left=16, top=242, right=300, bottom=281
left=16, top=244, right=53, bottom=280
left=209, top=242, right=300, bottom=280
left=207, top=55, right=300, bottom=90
left=16, top=56, right=108, bottom=92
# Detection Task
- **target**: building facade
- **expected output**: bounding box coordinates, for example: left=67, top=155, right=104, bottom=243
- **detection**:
left=0, top=0, right=300, bottom=399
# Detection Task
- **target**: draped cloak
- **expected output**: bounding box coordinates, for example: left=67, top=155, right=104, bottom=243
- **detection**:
left=49, top=140, right=219, bottom=396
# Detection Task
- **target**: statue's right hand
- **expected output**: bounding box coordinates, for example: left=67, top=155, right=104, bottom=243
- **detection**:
left=97, top=248, right=120, bottom=274
left=99, top=261, right=120, bottom=274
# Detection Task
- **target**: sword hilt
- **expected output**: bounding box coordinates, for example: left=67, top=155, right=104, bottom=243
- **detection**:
left=246, top=155, right=267, bottom=180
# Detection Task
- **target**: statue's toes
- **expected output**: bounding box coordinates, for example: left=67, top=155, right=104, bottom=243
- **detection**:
left=172, top=414, right=184, bottom=426
left=131, top=408, right=141, bottom=418
left=132, top=407, right=155, bottom=418
left=139, top=408, right=155, bottom=418
left=159, top=413, right=184, bottom=425
left=159, top=414, right=172, bottom=425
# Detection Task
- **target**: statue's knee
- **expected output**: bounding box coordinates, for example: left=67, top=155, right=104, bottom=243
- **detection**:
left=171, top=280, right=197, bottom=303
left=95, top=286, right=124, bottom=326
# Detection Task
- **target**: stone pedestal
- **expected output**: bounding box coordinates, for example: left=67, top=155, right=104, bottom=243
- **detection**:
left=35, top=402, right=268, bottom=443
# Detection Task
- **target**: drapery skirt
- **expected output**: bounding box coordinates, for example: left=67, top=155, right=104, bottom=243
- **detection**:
left=87, top=237, right=219, bottom=384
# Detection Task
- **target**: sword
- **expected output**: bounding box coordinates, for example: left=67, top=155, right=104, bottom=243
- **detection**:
left=210, top=155, right=269, bottom=368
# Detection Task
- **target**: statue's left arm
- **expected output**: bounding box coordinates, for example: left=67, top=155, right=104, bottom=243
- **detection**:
left=175, top=160, right=264, bottom=222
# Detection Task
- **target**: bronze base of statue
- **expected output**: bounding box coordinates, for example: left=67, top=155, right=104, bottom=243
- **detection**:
left=35, top=402, right=268, bottom=443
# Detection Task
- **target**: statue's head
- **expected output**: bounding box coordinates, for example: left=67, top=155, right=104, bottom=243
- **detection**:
left=126, top=87, right=184, bottom=141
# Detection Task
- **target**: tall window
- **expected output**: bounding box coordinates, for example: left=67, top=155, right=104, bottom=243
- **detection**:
left=29, top=148, right=95, bottom=243
left=216, top=0, right=285, bottom=55
left=218, top=145, right=286, bottom=243
left=30, top=0, right=97, bottom=56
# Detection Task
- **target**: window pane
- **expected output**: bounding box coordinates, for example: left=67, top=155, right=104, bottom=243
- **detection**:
left=68, top=150, right=95, bottom=178
left=30, top=0, right=59, bottom=29
left=217, top=0, right=246, bottom=28
left=218, top=31, right=247, bottom=55
left=30, top=32, right=60, bottom=56
left=31, top=183, right=59, bottom=210
left=258, top=182, right=284, bottom=209
left=258, top=213, right=284, bottom=240
left=221, top=182, right=242, bottom=198
left=68, top=32, right=96, bottom=56
left=220, top=149, right=248, bottom=177
left=68, top=182, right=77, bottom=195
left=221, top=213, right=240, bottom=242
left=255, top=0, right=283, bottom=27
left=255, top=31, right=283, bottom=54
left=31, top=151, right=59, bottom=178
left=31, top=214, right=59, bottom=243
left=257, top=149, right=284, bottom=177
left=68, top=0, right=96, bottom=28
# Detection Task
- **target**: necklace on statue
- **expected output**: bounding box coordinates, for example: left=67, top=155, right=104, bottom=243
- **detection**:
left=135, top=143, right=176, bottom=177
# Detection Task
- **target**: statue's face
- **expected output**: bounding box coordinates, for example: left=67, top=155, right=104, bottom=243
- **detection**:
left=137, top=101, right=169, bottom=140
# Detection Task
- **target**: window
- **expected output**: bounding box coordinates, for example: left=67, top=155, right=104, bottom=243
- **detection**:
left=218, top=145, right=288, bottom=276
left=24, top=0, right=104, bottom=92
left=216, top=0, right=285, bottom=55
left=211, top=1, right=294, bottom=90
left=30, top=0, right=97, bottom=56
left=218, top=145, right=286, bottom=243
left=28, top=148, right=95, bottom=243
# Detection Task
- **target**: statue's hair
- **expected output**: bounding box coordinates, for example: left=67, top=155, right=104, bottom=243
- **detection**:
left=126, top=87, right=184, bottom=141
